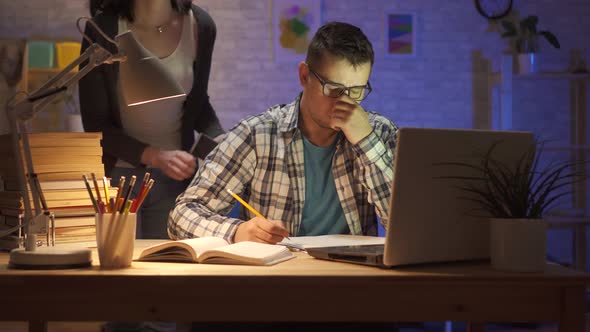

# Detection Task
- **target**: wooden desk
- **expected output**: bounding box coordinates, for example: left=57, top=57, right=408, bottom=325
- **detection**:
left=0, top=240, right=588, bottom=332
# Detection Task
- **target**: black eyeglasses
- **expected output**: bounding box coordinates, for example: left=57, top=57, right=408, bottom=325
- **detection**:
left=308, top=66, right=372, bottom=101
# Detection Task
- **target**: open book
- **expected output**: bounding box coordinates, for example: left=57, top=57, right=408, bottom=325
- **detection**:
left=137, top=237, right=294, bottom=266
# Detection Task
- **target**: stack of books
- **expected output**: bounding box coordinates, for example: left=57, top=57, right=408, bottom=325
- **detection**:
left=0, top=132, right=115, bottom=249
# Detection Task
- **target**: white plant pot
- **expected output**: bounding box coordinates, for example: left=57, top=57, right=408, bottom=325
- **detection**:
left=490, top=218, right=547, bottom=272
left=516, top=53, right=539, bottom=74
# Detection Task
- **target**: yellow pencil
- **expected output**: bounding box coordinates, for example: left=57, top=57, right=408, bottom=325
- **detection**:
left=226, top=188, right=265, bottom=219
left=103, top=177, right=111, bottom=212
left=226, top=188, right=290, bottom=239
left=91, top=172, right=102, bottom=203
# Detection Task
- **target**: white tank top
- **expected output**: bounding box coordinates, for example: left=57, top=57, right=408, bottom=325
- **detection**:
left=116, top=13, right=196, bottom=168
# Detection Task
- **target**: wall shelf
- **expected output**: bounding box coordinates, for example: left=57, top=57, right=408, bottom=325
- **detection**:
left=543, top=145, right=590, bottom=152
left=28, top=68, right=78, bottom=74
left=490, top=71, right=589, bottom=82
left=488, top=54, right=589, bottom=271
left=19, top=39, right=81, bottom=133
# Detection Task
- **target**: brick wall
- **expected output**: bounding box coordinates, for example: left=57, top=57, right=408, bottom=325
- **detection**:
left=2, top=0, right=588, bottom=131
left=1, top=0, right=589, bottom=266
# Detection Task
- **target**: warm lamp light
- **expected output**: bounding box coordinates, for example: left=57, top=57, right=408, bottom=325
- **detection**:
left=116, top=31, right=185, bottom=106
left=3, top=17, right=186, bottom=269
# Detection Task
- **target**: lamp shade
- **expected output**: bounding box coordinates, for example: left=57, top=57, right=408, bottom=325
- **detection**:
left=115, top=31, right=186, bottom=106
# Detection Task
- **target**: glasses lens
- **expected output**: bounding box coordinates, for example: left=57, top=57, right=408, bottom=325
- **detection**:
left=323, top=84, right=346, bottom=98
left=348, top=87, right=366, bottom=100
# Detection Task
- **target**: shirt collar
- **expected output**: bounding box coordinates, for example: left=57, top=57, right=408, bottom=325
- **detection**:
left=279, top=93, right=302, bottom=134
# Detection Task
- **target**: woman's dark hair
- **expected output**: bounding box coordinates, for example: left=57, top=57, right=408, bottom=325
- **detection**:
left=89, top=0, right=191, bottom=21
left=306, top=22, right=374, bottom=70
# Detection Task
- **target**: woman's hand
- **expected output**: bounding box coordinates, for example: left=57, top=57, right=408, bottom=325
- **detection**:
left=142, top=147, right=196, bottom=181
left=212, top=133, right=227, bottom=143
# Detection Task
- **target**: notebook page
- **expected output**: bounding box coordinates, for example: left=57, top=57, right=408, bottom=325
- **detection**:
left=177, top=237, right=229, bottom=258
left=199, top=241, right=293, bottom=265
left=280, top=235, right=385, bottom=249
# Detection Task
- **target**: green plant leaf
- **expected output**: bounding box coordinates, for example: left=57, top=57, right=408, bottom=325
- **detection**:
left=501, top=32, right=516, bottom=38
left=512, top=146, right=535, bottom=215
left=530, top=161, right=573, bottom=200
left=458, top=185, right=510, bottom=217
left=530, top=161, right=583, bottom=216
left=433, top=139, right=589, bottom=219
left=539, top=31, right=560, bottom=49
left=520, top=15, right=538, bottom=35
left=432, top=161, right=486, bottom=173
left=541, top=181, right=578, bottom=213
left=456, top=195, right=507, bottom=218
left=501, top=21, right=517, bottom=37
left=539, top=175, right=583, bottom=213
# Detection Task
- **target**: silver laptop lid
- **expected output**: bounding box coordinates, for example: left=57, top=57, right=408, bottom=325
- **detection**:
left=383, top=128, right=534, bottom=267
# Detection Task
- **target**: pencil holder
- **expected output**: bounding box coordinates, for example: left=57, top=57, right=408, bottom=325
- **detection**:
left=95, top=213, right=137, bottom=269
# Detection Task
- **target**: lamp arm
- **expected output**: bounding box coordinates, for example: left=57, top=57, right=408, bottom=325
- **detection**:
left=5, top=107, right=35, bottom=248
left=20, top=43, right=117, bottom=120
left=26, top=45, right=94, bottom=102
left=4, top=42, right=121, bottom=250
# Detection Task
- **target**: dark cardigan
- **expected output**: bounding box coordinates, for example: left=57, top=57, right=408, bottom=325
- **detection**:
left=78, top=4, right=224, bottom=175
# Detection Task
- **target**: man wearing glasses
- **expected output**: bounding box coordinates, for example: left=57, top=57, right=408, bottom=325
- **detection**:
left=169, top=21, right=398, bottom=244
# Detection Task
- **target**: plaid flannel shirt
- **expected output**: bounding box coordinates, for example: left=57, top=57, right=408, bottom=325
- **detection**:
left=168, top=95, right=398, bottom=242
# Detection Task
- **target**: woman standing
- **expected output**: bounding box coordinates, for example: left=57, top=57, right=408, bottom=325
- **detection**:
left=80, top=0, right=224, bottom=239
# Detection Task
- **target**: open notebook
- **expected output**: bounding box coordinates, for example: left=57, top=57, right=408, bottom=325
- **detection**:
left=137, top=237, right=294, bottom=266
left=306, top=127, right=534, bottom=268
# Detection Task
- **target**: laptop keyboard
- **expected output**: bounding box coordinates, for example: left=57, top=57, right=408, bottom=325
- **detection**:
left=324, top=244, right=385, bottom=254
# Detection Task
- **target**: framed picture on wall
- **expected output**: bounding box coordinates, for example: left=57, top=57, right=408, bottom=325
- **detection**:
left=272, top=0, right=322, bottom=63
left=386, top=13, right=416, bottom=57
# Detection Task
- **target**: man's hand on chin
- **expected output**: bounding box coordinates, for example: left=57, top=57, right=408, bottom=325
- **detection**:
left=330, top=95, right=372, bottom=145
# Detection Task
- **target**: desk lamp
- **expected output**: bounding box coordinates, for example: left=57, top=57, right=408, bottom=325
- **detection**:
left=4, top=17, right=186, bottom=269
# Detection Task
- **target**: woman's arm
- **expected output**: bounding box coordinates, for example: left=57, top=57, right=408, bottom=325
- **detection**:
left=190, top=5, right=224, bottom=138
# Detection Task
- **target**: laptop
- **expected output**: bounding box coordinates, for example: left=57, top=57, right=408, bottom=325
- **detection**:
left=306, top=127, right=534, bottom=268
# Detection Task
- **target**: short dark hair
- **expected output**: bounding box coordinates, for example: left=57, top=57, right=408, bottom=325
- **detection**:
left=89, top=0, right=191, bottom=21
left=305, top=22, right=374, bottom=70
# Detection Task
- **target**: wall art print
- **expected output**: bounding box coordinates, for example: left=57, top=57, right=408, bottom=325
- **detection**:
left=386, top=13, right=416, bottom=56
left=273, top=0, right=322, bottom=63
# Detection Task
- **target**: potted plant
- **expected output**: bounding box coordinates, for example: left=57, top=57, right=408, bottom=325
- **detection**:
left=500, top=15, right=560, bottom=74
left=437, top=141, right=583, bottom=272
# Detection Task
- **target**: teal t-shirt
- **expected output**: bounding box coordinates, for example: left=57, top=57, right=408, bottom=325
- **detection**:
left=297, top=134, right=349, bottom=236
